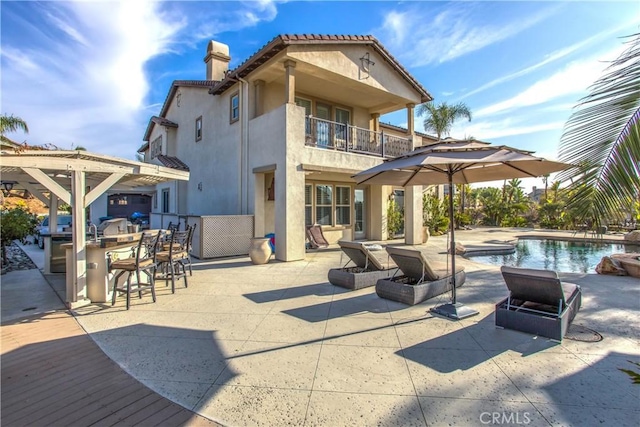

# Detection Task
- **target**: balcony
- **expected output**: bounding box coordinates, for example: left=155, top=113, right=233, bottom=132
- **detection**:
left=304, top=117, right=412, bottom=158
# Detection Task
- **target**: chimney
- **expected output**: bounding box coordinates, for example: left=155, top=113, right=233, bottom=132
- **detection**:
left=204, top=40, right=230, bottom=81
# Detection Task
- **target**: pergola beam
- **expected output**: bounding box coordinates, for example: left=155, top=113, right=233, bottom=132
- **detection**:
left=85, top=173, right=125, bottom=206
left=22, top=167, right=72, bottom=205
left=19, top=181, right=50, bottom=206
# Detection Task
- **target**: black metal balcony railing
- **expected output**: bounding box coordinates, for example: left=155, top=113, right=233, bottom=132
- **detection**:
left=304, top=117, right=412, bottom=158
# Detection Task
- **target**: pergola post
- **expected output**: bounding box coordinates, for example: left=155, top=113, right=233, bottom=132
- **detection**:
left=69, top=170, right=90, bottom=308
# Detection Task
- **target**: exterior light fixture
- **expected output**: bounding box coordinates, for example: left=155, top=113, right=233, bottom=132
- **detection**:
left=1, top=181, right=16, bottom=196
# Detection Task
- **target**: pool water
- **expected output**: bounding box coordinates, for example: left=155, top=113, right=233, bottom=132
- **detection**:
left=467, top=239, right=640, bottom=273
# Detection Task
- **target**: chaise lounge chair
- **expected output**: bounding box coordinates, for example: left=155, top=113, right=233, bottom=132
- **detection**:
left=495, top=266, right=582, bottom=342
left=306, top=224, right=329, bottom=249
left=375, top=246, right=466, bottom=305
left=327, top=241, right=396, bottom=290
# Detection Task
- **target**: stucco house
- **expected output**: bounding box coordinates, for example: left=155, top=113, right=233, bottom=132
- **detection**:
left=139, top=34, right=439, bottom=261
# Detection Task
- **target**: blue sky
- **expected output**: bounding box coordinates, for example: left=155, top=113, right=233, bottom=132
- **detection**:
left=2, top=0, right=638, bottom=191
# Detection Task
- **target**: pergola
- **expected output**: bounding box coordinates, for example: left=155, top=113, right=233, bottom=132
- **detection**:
left=0, top=150, right=189, bottom=308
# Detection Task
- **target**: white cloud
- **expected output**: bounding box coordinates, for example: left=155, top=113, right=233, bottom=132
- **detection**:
left=458, top=19, right=638, bottom=100
left=453, top=119, right=566, bottom=141
left=1, top=0, right=280, bottom=157
left=378, top=3, right=557, bottom=67
left=474, top=44, right=626, bottom=118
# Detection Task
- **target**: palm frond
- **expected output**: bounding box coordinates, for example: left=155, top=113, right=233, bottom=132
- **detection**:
left=0, top=114, right=29, bottom=134
left=558, top=33, right=640, bottom=224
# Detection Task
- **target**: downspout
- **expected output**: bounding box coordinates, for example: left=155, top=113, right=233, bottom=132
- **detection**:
left=238, top=77, right=250, bottom=214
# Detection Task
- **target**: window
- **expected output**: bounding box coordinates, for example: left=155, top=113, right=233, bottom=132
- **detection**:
left=315, top=184, right=332, bottom=225
left=335, top=108, right=350, bottom=142
left=150, top=135, right=162, bottom=159
left=230, top=93, right=239, bottom=123
left=161, top=189, right=170, bottom=213
left=195, top=116, right=202, bottom=142
left=335, top=186, right=351, bottom=225
left=295, top=97, right=312, bottom=116
left=307, top=183, right=353, bottom=227
left=305, top=185, right=313, bottom=226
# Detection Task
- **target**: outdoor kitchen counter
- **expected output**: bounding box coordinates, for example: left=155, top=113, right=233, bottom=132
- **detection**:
left=61, top=233, right=143, bottom=303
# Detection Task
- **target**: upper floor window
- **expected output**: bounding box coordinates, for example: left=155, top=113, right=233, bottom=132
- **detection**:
left=161, top=189, right=170, bottom=213
left=195, top=116, right=202, bottom=142
left=230, top=93, right=239, bottom=123
left=150, top=135, right=162, bottom=159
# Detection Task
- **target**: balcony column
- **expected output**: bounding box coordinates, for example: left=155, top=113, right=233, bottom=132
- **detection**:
left=370, top=113, right=380, bottom=132
left=284, top=60, right=296, bottom=104
left=254, top=79, right=265, bottom=117
left=406, top=103, right=415, bottom=135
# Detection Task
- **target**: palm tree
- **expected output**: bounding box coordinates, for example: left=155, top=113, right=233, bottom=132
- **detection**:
left=558, top=33, right=640, bottom=227
left=416, top=101, right=472, bottom=140
left=0, top=114, right=29, bottom=146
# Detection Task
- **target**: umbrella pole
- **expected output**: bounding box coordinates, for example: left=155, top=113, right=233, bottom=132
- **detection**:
left=449, top=174, right=457, bottom=303
left=429, top=173, right=479, bottom=320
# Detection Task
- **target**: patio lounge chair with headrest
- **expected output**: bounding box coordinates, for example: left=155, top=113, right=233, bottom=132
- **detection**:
left=328, top=241, right=396, bottom=290
left=375, top=246, right=466, bottom=305
left=306, top=224, right=329, bottom=249
left=495, top=266, right=582, bottom=342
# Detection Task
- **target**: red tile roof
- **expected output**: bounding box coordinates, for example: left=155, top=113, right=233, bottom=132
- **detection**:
left=143, top=35, right=433, bottom=144
left=208, top=34, right=433, bottom=102
left=156, top=155, right=190, bottom=171
left=379, top=122, right=438, bottom=141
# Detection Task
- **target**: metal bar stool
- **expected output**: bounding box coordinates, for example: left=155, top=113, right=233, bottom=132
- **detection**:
left=107, top=230, right=161, bottom=310
left=156, top=228, right=190, bottom=293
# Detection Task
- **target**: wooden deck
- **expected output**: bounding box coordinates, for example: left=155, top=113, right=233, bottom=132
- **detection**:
left=1, top=310, right=222, bottom=427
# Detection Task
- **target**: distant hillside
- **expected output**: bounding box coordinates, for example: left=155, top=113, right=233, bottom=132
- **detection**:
left=1, top=193, right=49, bottom=215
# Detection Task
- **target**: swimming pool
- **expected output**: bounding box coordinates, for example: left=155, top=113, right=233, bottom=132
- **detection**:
left=466, top=239, right=640, bottom=273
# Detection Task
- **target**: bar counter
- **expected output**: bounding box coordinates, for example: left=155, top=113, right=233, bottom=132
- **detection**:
left=62, top=232, right=144, bottom=303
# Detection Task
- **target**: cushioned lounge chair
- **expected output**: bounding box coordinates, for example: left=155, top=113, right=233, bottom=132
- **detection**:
left=376, top=246, right=466, bottom=305
left=327, top=241, right=396, bottom=290
left=306, top=224, right=329, bottom=249
left=495, top=266, right=582, bottom=342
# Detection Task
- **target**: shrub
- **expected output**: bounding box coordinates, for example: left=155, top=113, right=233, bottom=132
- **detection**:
left=1, top=206, right=38, bottom=264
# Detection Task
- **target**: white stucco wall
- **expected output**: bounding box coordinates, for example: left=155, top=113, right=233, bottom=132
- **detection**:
left=288, top=45, right=422, bottom=103
left=150, top=86, right=244, bottom=216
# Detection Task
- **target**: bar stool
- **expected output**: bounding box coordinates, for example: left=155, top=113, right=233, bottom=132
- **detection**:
left=156, top=228, right=189, bottom=293
left=180, top=223, right=196, bottom=276
left=107, top=230, right=161, bottom=310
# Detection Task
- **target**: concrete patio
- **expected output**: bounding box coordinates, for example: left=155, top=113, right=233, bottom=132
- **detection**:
left=3, top=228, right=639, bottom=426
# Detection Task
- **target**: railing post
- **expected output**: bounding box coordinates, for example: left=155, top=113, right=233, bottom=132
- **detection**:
left=381, top=130, right=385, bottom=157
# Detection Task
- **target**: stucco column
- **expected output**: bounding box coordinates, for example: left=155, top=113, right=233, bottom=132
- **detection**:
left=371, top=113, right=380, bottom=132
left=404, top=185, right=423, bottom=245
left=254, top=79, right=265, bottom=117
left=272, top=102, right=305, bottom=261
left=368, top=184, right=386, bottom=241
left=284, top=60, right=296, bottom=104
left=406, top=103, right=415, bottom=135
left=254, top=173, right=265, bottom=237
left=274, top=164, right=305, bottom=261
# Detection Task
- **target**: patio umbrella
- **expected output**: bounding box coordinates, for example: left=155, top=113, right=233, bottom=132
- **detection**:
left=352, top=139, right=572, bottom=320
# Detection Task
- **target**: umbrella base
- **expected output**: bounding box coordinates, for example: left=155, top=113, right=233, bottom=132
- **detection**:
left=430, top=302, right=479, bottom=320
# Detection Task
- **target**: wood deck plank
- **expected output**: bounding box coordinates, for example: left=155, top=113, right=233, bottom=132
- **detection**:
left=1, top=310, right=221, bottom=427
left=2, top=374, right=123, bottom=426
left=94, top=394, right=170, bottom=426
